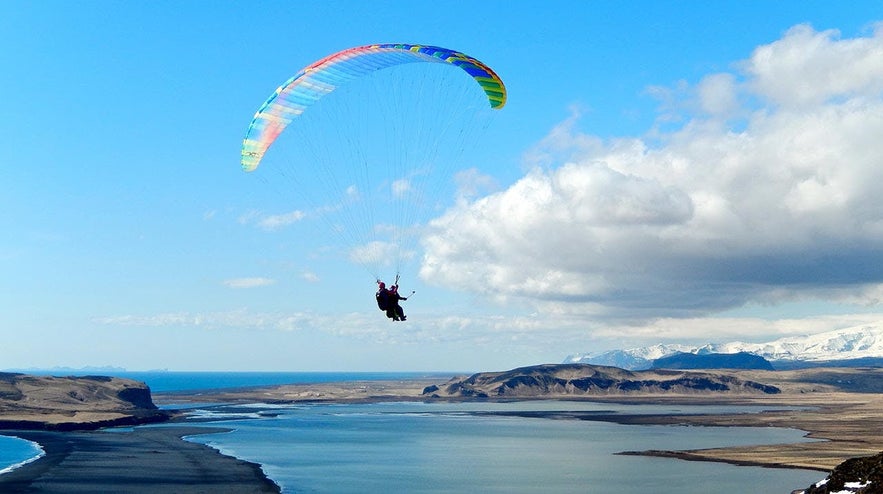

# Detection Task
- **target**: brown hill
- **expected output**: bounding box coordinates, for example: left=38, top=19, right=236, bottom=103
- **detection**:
left=421, top=363, right=781, bottom=398
left=0, top=373, right=168, bottom=430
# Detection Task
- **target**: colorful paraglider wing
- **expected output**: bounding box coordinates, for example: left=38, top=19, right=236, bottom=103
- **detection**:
left=240, top=43, right=507, bottom=172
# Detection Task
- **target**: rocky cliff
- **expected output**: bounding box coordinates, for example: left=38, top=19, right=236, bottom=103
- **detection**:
left=422, top=363, right=780, bottom=398
left=0, top=373, right=168, bottom=430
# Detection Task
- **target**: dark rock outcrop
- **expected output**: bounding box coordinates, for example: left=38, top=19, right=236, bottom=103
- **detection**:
left=798, top=450, right=883, bottom=493
left=117, top=386, right=157, bottom=410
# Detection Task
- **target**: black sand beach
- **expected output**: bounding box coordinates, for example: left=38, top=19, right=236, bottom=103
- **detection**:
left=0, top=426, right=280, bottom=493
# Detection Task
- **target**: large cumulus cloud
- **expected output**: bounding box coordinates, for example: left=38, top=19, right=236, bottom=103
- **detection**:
left=421, top=24, right=883, bottom=320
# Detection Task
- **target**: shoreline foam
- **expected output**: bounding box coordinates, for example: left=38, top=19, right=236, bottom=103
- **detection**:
left=0, top=437, right=45, bottom=476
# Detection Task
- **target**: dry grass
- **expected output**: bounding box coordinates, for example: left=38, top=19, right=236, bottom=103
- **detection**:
left=619, top=392, right=883, bottom=471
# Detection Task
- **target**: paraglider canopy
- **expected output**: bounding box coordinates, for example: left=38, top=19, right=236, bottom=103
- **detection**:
left=240, top=43, right=506, bottom=283
left=241, top=43, right=507, bottom=172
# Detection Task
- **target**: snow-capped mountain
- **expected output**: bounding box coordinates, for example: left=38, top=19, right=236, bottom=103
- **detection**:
left=565, top=322, right=883, bottom=370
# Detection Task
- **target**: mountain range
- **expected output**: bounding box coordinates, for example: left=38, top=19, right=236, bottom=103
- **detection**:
left=565, top=321, right=883, bottom=370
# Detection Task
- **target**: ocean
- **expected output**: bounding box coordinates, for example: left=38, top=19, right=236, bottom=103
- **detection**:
left=9, top=370, right=451, bottom=393
left=0, top=436, right=43, bottom=476
left=0, top=372, right=826, bottom=493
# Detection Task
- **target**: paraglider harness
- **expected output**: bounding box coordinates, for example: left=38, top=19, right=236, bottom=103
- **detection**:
left=376, top=280, right=390, bottom=311
left=376, top=275, right=413, bottom=320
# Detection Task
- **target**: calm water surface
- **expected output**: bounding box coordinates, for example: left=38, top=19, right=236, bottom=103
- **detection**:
left=180, top=401, right=825, bottom=494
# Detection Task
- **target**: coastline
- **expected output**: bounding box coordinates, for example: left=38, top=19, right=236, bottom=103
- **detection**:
left=0, top=426, right=280, bottom=493
left=3, top=371, right=883, bottom=490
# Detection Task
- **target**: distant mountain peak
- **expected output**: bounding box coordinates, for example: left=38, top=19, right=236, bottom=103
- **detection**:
left=566, top=322, right=883, bottom=370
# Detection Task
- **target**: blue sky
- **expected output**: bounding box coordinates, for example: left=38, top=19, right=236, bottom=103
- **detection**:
left=3, top=1, right=883, bottom=371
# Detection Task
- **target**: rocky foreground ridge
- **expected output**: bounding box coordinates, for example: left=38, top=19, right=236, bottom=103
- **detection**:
left=797, top=450, right=883, bottom=494
left=0, top=373, right=168, bottom=430
left=421, top=363, right=781, bottom=398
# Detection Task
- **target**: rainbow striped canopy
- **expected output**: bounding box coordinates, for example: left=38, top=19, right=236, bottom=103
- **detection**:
left=240, top=43, right=506, bottom=172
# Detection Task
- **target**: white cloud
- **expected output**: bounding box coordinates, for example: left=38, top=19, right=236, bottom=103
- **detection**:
left=454, top=168, right=499, bottom=201
left=586, top=313, right=883, bottom=344
left=301, top=270, right=321, bottom=283
left=420, top=24, right=883, bottom=323
left=696, top=73, right=740, bottom=117
left=94, top=309, right=310, bottom=331
left=345, top=185, right=360, bottom=199
left=237, top=208, right=307, bottom=231
left=391, top=178, right=411, bottom=198
left=257, top=210, right=306, bottom=230
left=222, top=277, right=276, bottom=289
left=745, top=23, right=883, bottom=108
left=349, top=240, right=399, bottom=266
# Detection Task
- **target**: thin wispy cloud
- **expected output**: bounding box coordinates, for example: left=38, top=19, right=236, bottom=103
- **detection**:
left=222, top=277, right=276, bottom=289
left=94, top=309, right=310, bottom=331
left=391, top=178, right=411, bottom=198
left=258, top=210, right=307, bottom=230
left=237, top=209, right=307, bottom=231
left=92, top=305, right=883, bottom=355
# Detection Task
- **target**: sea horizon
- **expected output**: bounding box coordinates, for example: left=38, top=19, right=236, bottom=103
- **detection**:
left=2, top=370, right=459, bottom=393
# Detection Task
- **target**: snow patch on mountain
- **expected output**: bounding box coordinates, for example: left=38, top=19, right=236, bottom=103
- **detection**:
left=566, top=322, right=883, bottom=370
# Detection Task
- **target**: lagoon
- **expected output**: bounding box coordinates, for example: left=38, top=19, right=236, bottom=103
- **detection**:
left=179, top=400, right=824, bottom=493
